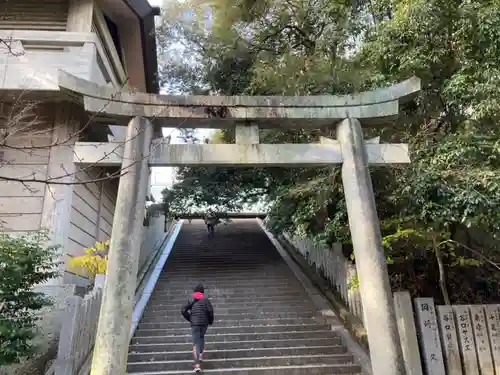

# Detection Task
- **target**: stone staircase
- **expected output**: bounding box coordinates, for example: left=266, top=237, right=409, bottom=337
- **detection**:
left=127, top=219, right=362, bottom=374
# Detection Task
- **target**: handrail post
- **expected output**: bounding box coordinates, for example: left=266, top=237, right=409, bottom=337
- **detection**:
left=54, top=296, right=83, bottom=375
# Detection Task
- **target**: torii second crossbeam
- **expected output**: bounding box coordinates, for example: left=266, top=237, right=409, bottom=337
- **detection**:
left=73, top=140, right=410, bottom=167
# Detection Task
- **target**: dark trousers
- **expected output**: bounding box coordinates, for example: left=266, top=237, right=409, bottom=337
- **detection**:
left=191, top=325, right=208, bottom=364
left=207, top=224, right=215, bottom=238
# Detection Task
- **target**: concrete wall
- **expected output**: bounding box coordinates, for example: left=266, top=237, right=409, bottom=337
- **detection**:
left=0, top=0, right=150, bottom=91
left=138, top=215, right=169, bottom=275
left=89, top=40, right=110, bottom=85
left=0, top=0, right=129, bottom=90
left=0, top=0, right=69, bottom=31
left=98, top=180, right=117, bottom=241
left=0, top=133, right=52, bottom=232
left=65, top=170, right=117, bottom=286
left=0, top=31, right=120, bottom=90
left=0, top=0, right=94, bottom=89
left=0, top=101, right=119, bottom=285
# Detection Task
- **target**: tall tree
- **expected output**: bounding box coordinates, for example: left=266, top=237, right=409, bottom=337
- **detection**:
left=158, top=0, right=500, bottom=303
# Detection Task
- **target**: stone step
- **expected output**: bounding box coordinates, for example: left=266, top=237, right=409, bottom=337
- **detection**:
left=138, top=311, right=318, bottom=324
left=163, top=266, right=286, bottom=271
left=146, top=300, right=310, bottom=308
left=167, top=248, right=280, bottom=252
left=149, top=290, right=306, bottom=299
left=145, top=300, right=314, bottom=312
left=126, top=363, right=362, bottom=375
left=162, top=266, right=286, bottom=271
left=154, top=281, right=302, bottom=289
left=129, top=221, right=360, bottom=375
left=134, top=323, right=330, bottom=337
left=166, top=249, right=281, bottom=254
left=161, top=263, right=288, bottom=268
left=129, top=337, right=344, bottom=353
left=163, top=262, right=288, bottom=266
left=160, top=264, right=289, bottom=269
left=161, top=270, right=288, bottom=275
left=150, top=287, right=303, bottom=296
left=163, top=262, right=286, bottom=273
left=147, top=295, right=310, bottom=306
left=165, top=258, right=282, bottom=260
left=153, top=286, right=303, bottom=294
left=128, top=345, right=348, bottom=362
left=137, top=318, right=321, bottom=330
left=127, top=353, right=356, bottom=373
left=140, top=306, right=316, bottom=318
left=130, top=330, right=336, bottom=345
left=159, top=275, right=293, bottom=280
left=155, top=277, right=297, bottom=284
left=160, top=265, right=289, bottom=271
left=166, top=256, right=281, bottom=259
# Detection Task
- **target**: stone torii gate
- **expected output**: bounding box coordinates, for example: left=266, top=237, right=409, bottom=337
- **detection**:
left=58, top=71, right=420, bottom=375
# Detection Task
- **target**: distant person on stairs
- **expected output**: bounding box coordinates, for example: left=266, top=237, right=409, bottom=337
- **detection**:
left=181, top=284, right=214, bottom=372
left=204, top=211, right=218, bottom=238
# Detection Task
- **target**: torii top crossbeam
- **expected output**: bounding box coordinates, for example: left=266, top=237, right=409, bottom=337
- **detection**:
left=58, top=71, right=421, bottom=129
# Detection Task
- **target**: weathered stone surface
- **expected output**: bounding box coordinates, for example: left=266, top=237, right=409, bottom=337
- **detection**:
left=337, top=118, right=405, bottom=375
left=436, top=305, right=463, bottom=375
left=73, top=142, right=410, bottom=167
left=83, top=97, right=400, bottom=127
left=485, top=305, right=500, bottom=373
left=414, top=298, right=446, bottom=375
left=235, top=124, right=260, bottom=144
left=453, top=305, right=480, bottom=375
left=57, top=70, right=421, bottom=128
left=90, top=117, right=152, bottom=375
left=58, top=70, right=420, bottom=107
left=393, top=291, right=424, bottom=375
left=0, top=31, right=127, bottom=92
left=470, top=306, right=494, bottom=375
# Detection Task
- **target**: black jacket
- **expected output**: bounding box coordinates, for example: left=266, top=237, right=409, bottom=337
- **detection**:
left=181, top=294, right=214, bottom=327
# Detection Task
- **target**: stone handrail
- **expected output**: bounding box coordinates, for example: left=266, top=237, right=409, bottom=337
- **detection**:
left=282, top=232, right=365, bottom=323
left=44, top=215, right=174, bottom=375
left=52, top=281, right=104, bottom=375
left=278, top=230, right=500, bottom=375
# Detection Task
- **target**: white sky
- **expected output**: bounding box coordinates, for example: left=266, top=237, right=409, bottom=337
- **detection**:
left=148, top=0, right=215, bottom=200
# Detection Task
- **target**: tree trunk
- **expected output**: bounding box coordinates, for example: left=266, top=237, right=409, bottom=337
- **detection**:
left=434, top=236, right=451, bottom=305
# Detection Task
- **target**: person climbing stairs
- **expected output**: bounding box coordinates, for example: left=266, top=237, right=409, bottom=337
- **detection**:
left=127, top=219, right=363, bottom=374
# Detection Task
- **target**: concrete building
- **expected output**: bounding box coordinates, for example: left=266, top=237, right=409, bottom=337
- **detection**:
left=0, top=0, right=160, bottom=287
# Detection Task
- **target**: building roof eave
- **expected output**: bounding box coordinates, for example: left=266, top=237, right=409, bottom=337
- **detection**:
left=141, top=13, right=160, bottom=94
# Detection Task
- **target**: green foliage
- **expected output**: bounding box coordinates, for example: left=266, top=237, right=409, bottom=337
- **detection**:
left=348, top=275, right=360, bottom=291
left=398, top=131, right=500, bottom=232
left=158, top=0, right=500, bottom=303
left=0, top=231, right=60, bottom=365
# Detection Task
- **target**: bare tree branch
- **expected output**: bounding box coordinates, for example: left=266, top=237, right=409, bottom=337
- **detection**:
left=0, top=89, right=193, bottom=187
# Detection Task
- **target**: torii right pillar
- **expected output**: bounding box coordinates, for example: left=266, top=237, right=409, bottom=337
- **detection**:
left=337, top=117, right=406, bottom=375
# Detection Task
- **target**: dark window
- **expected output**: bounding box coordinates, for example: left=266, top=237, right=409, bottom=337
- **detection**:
left=81, top=121, right=113, bottom=142
left=103, top=14, right=124, bottom=66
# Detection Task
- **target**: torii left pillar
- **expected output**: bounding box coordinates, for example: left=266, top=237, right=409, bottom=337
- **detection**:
left=90, top=116, right=153, bottom=375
